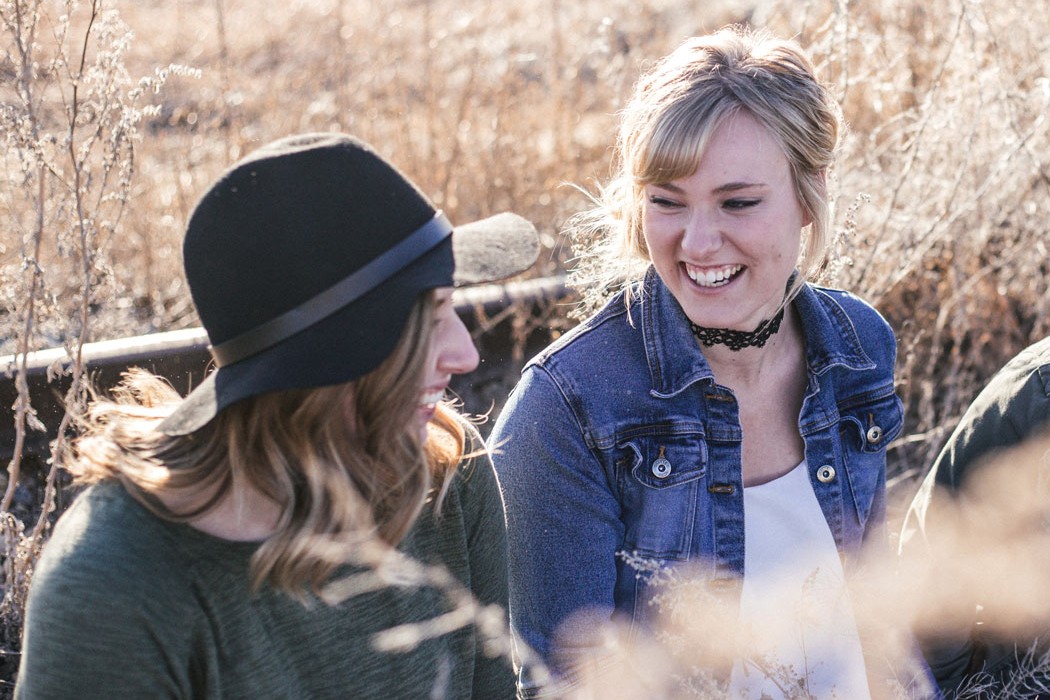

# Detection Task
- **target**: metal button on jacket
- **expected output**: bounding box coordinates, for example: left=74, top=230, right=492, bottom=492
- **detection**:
left=816, top=465, right=836, bottom=483
left=651, top=446, right=671, bottom=479
left=866, top=425, right=884, bottom=444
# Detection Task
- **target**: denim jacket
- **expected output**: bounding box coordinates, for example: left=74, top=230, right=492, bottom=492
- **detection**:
left=491, top=267, right=904, bottom=687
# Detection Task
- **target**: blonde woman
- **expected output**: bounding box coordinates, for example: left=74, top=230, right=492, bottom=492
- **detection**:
left=16, top=134, right=537, bottom=699
left=491, top=27, right=933, bottom=698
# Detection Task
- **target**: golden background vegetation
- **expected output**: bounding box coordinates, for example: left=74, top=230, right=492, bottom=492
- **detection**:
left=2, top=0, right=1050, bottom=694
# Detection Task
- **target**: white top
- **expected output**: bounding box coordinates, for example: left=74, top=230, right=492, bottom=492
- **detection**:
left=727, top=461, right=871, bottom=699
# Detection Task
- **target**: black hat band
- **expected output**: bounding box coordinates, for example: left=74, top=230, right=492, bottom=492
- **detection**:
left=210, top=211, right=454, bottom=367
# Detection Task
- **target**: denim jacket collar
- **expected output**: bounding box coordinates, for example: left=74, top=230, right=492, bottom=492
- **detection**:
left=639, top=266, right=876, bottom=399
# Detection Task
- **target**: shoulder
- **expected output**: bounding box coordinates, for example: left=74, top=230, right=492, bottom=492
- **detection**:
left=510, top=289, right=650, bottom=418
left=1002, top=336, right=1050, bottom=393
left=446, top=420, right=502, bottom=506
left=960, top=336, right=1050, bottom=420
left=37, top=483, right=190, bottom=577
left=961, top=336, right=1050, bottom=438
left=802, top=282, right=898, bottom=365
left=526, top=288, right=639, bottom=371
left=412, top=423, right=508, bottom=588
left=426, top=417, right=505, bottom=540
left=30, top=484, right=198, bottom=612
left=22, top=483, right=206, bottom=685
left=809, top=283, right=894, bottom=335
left=927, top=338, right=1050, bottom=491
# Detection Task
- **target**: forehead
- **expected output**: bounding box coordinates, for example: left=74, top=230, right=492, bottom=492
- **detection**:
left=651, top=111, right=791, bottom=188
left=639, top=109, right=792, bottom=188
left=698, top=113, right=791, bottom=178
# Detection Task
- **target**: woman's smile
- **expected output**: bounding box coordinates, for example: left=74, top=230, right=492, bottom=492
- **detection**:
left=684, top=262, right=744, bottom=288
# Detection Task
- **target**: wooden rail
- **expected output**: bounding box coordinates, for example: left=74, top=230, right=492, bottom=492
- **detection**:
left=1, top=276, right=569, bottom=462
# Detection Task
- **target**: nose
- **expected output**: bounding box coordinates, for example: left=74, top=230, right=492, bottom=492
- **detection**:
left=680, top=209, right=723, bottom=258
left=436, top=312, right=480, bottom=376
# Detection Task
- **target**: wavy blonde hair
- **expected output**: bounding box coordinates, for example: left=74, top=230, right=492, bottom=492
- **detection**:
left=71, top=291, right=466, bottom=595
left=569, top=25, right=843, bottom=313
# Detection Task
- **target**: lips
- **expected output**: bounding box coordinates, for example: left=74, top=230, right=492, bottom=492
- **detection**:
left=684, top=263, right=743, bottom=288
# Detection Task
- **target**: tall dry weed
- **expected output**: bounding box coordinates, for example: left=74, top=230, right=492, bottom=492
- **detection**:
left=0, top=0, right=187, bottom=688
left=769, top=0, right=1050, bottom=494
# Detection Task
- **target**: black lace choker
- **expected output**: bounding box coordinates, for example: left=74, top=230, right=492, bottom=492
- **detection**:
left=689, top=307, right=785, bottom=351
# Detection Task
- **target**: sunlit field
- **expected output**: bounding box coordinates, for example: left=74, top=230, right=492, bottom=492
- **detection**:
left=2, top=0, right=1049, bottom=695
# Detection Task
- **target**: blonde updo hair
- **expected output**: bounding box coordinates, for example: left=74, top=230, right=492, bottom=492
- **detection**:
left=569, top=26, right=843, bottom=310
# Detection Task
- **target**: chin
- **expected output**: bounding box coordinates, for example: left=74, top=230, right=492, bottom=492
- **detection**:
left=416, top=409, right=435, bottom=442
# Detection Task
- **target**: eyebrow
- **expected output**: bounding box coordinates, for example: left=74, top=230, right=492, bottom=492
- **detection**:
left=651, top=181, right=768, bottom=194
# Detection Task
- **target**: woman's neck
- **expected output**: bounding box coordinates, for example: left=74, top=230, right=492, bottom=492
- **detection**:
left=159, top=482, right=282, bottom=542
left=701, top=306, right=805, bottom=390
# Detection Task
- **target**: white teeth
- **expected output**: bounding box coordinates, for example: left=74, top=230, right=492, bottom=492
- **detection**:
left=419, top=390, right=444, bottom=407
left=686, top=264, right=742, bottom=287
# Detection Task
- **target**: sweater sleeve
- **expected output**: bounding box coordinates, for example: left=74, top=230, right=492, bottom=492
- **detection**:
left=454, top=432, right=517, bottom=700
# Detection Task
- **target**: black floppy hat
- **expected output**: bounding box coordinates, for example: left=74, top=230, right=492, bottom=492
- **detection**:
left=157, top=133, right=539, bottom=436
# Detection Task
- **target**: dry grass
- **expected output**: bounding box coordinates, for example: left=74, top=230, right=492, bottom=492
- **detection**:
left=2, top=0, right=1050, bottom=695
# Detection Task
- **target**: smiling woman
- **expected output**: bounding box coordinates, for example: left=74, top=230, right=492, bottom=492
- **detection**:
left=490, top=25, right=936, bottom=699
left=15, top=133, right=538, bottom=700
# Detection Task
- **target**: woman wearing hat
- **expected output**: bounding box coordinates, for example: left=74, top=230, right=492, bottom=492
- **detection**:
left=15, top=134, right=537, bottom=699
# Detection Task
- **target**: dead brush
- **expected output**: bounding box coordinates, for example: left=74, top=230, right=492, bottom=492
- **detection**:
left=0, top=0, right=189, bottom=690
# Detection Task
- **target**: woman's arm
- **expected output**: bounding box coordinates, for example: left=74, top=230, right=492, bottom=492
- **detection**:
left=490, top=365, right=625, bottom=693
left=452, top=440, right=518, bottom=699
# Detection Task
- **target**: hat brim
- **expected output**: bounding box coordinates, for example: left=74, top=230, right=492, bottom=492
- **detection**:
left=157, top=212, right=539, bottom=437
left=452, top=212, right=540, bottom=286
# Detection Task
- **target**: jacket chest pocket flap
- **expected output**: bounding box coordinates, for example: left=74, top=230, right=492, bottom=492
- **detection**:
left=839, top=391, right=903, bottom=454
left=617, top=431, right=708, bottom=559
left=838, top=391, right=903, bottom=524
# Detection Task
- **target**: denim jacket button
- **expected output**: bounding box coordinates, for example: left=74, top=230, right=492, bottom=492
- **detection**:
left=866, top=425, right=884, bottom=444
left=651, top=457, right=672, bottom=479
left=816, top=465, right=836, bottom=483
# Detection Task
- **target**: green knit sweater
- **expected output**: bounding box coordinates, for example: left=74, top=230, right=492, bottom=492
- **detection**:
left=15, top=458, right=514, bottom=699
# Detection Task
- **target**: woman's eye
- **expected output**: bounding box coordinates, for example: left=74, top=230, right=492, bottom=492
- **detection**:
left=647, top=195, right=681, bottom=208
left=723, top=198, right=760, bottom=211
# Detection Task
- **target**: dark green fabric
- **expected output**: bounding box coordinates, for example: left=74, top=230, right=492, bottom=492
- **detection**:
left=903, top=336, right=1050, bottom=695
left=930, top=336, right=1050, bottom=492
left=16, top=457, right=514, bottom=699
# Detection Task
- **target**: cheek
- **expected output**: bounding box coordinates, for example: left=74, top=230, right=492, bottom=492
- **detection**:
left=768, top=228, right=804, bottom=271
left=641, top=216, right=673, bottom=258
left=421, top=344, right=440, bottom=377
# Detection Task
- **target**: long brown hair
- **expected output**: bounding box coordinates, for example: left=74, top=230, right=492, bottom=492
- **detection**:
left=71, top=291, right=466, bottom=595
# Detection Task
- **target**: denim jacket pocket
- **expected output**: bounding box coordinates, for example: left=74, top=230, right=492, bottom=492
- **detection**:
left=616, top=430, right=708, bottom=560
left=838, top=390, right=904, bottom=524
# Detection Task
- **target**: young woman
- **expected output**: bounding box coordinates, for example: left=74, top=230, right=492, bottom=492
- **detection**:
left=15, top=133, right=537, bottom=699
left=491, top=27, right=930, bottom=698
